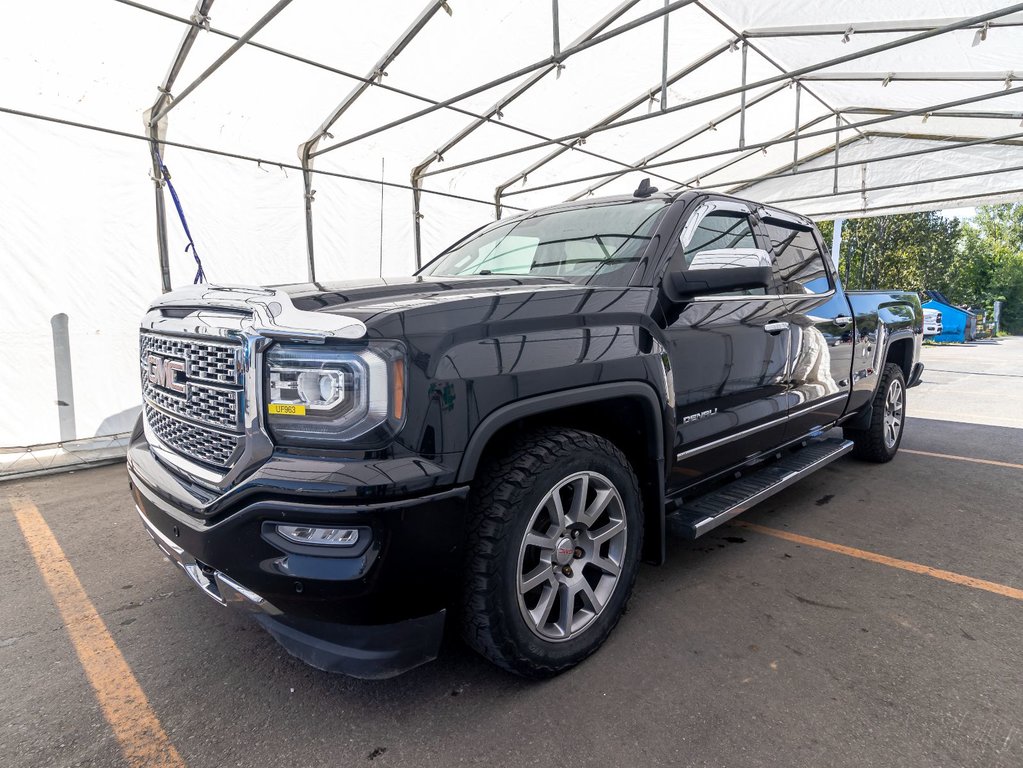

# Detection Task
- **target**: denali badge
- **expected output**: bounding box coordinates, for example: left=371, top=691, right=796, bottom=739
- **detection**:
left=682, top=408, right=717, bottom=425
left=146, top=354, right=186, bottom=394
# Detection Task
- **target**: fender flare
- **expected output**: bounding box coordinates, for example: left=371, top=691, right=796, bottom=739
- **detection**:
left=456, top=381, right=665, bottom=483
left=456, top=381, right=669, bottom=563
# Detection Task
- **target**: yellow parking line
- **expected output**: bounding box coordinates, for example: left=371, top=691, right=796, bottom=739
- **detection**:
left=734, top=521, right=1023, bottom=602
left=12, top=499, right=185, bottom=768
left=901, top=448, right=1023, bottom=471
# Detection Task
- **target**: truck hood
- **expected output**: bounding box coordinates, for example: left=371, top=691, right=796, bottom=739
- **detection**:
left=279, top=275, right=656, bottom=343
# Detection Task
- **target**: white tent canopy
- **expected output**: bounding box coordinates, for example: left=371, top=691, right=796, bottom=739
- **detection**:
left=2, top=1, right=1022, bottom=466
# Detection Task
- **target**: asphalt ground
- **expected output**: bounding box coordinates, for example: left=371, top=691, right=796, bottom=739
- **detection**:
left=2, top=338, right=1022, bottom=768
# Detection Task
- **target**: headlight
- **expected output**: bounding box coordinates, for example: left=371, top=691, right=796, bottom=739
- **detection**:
left=265, top=341, right=406, bottom=446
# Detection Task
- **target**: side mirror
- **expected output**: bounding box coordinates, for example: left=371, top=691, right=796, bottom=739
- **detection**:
left=669, top=248, right=773, bottom=299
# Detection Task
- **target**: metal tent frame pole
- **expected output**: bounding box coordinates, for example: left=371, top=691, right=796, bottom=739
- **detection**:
left=149, top=0, right=294, bottom=124
left=499, top=85, right=1023, bottom=198
left=719, top=129, right=1023, bottom=192
left=742, top=16, right=1023, bottom=38
left=310, top=0, right=701, bottom=159
left=297, top=0, right=451, bottom=282
left=418, top=4, right=1023, bottom=180
left=493, top=41, right=732, bottom=215
left=566, top=81, right=791, bottom=201
left=145, top=0, right=215, bottom=293
left=408, top=0, right=642, bottom=263
left=762, top=160, right=1023, bottom=207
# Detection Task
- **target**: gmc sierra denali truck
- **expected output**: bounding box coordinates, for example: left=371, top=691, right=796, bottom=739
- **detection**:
left=128, top=186, right=923, bottom=679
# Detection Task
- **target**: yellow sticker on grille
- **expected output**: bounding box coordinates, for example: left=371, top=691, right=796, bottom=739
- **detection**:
left=268, top=403, right=306, bottom=416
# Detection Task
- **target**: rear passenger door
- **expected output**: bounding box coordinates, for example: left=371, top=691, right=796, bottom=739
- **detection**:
left=663, top=199, right=792, bottom=493
left=760, top=211, right=854, bottom=437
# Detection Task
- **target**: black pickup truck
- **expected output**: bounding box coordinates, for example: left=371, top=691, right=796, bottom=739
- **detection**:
left=128, top=187, right=923, bottom=679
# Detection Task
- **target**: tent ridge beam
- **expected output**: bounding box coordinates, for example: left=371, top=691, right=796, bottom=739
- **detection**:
left=149, top=0, right=293, bottom=125
left=426, top=3, right=1023, bottom=179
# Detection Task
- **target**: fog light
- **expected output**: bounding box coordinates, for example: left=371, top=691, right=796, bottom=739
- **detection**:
left=276, top=525, right=360, bottom=547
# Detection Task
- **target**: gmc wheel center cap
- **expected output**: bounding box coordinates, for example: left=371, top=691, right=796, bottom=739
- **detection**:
left=554, top=537, right=575, bottom=566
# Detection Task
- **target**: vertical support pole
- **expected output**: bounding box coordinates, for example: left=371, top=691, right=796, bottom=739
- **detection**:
left=830, top=218, right=843, bottom=272
left=302, top=165, right=316, bottom=283
left=738, top=41, right=748, bottom=149
left=412, top=180, right=424, bottom=270
left=833, top=114, right=841, bottom=194
left=51, top=313, right=77, bottom=443
left=149, top=146, right=172, bottom=293
left=552, top=0, right=561, bottom=58
left=495, top=190, right=503, bottom=220
left=791, top=82, right=801, bottom=172
left=860, top=163, right=867, bottom=210
left=660, top=0, right=670, bottom=110
left=379, top=157, right=386, bottom=277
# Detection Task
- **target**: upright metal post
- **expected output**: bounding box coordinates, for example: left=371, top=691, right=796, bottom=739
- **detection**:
left=299, top=0, right=451, bottom=278
left=412, top=181, right=424, bottom=270
left=739, top=41, right=748, bottom=148
left=302, top=168, right=316, bottom=282
left=146, top=0, right=215, bottom=293
left=552, top=0, right=561, bottom=57
left=792, top=82, right=801, bottom=171
left=833, top=114, right=841, bottom=193
left=409, top=1, right=638, bottom=265
left=660, top=0, right=670, bottom=110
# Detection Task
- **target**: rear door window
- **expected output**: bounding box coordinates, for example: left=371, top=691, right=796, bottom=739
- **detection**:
left=763, top=219, right=832, bottom=295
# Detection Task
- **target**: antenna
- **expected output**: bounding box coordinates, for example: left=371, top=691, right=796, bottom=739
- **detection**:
left=634, top=178, right=659, bottom=198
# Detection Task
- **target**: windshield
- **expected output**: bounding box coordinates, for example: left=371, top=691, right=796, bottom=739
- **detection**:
left=420, top=199, right=670, bottom=287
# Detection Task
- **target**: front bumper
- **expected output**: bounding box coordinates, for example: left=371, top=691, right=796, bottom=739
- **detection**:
left=129, top=436, right=469, bottom=678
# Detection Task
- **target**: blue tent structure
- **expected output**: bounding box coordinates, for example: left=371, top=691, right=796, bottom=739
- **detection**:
left=922, top=291, right=976, bottom=343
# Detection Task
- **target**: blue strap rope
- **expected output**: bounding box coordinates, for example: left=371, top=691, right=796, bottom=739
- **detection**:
left=154, top=149, right=206, bottom=284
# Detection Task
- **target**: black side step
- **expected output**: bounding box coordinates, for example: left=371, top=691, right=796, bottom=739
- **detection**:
left=666, top=438, right=853, bottom=539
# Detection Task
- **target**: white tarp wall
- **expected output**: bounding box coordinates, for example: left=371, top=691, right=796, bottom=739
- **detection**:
left=2, top=0, right=1022, bottom=467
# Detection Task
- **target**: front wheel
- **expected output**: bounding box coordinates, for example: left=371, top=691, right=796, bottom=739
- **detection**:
left=844, top=362, right=906, bottom=462
left=462, top=428, right=643, bottom=678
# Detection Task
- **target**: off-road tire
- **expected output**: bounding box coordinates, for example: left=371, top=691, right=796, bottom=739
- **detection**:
left=844, top=362, right=906, bottom=463
left=462, top=427, right=643, bottom=678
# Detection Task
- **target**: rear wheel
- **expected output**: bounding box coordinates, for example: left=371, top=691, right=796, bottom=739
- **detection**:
left=844, top=362, right=906, bottom=462
left=462, top=428, right=642, bottom=678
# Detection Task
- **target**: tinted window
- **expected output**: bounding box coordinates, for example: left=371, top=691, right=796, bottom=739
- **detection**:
left=682, top=212, right=757, bottom=265
left=765, top=220, right=831, bottom=295
left=422, top=200, right=670, bottom=287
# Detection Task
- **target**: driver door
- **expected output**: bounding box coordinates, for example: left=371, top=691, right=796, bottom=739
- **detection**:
left=663, top=199, right=792, bottom=493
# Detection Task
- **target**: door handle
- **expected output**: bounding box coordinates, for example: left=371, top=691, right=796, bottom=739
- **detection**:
left=763, top=322, right=789, bottom=334
left=833, top=315, right=853, bottom=327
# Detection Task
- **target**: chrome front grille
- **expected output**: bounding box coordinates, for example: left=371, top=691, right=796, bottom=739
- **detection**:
left=140, top=333, right=240, bottom=385
left=140, top=331, right=243, bottom=469
left=144, top=405, right=240, bottom=468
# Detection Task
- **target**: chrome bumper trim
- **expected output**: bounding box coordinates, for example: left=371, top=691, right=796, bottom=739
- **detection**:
left=135, top=504, right=280, bottom=615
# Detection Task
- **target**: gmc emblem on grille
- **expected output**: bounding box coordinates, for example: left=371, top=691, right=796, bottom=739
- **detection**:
left=146, top=354, right=187, bottom=394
